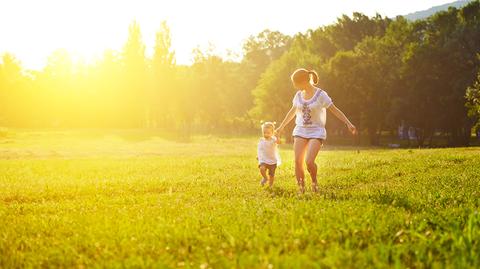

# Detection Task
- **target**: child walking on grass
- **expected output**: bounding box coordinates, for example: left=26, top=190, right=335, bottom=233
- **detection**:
left=257, top=122, right=281, bottom=187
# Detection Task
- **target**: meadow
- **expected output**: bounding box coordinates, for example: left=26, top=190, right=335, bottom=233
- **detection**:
left=0, top=130, right=479, bottom=268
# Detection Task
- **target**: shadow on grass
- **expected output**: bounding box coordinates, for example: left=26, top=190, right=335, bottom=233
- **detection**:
left=265, top=186, right=335, bottom=201
left=323, top=184, right=422, bottom=212
left=319, top=182, right=422, bottom=212
left=265, top=186, right=297, bottom=198
left=365, top=190, right=423, bottom=213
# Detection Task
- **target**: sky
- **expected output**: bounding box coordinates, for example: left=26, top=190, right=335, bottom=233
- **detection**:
left=0, top=0, right=457, bottom=70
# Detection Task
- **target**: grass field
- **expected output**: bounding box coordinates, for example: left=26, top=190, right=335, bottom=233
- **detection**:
left=1, top=130, right=479, bottom=268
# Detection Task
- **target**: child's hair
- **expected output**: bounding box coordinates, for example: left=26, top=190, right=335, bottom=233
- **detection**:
left=261, top=121, right=276, bottom=131
left=291, top=68, right=319, bottom=85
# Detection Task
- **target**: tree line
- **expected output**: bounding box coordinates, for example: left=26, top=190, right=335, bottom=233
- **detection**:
left=1, top=1, right=480, bottom=146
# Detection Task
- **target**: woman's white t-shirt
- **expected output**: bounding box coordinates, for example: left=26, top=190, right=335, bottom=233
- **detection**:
left=257, top=136, right=281, bottom=165
left=292, top=88, right=333, bottom=139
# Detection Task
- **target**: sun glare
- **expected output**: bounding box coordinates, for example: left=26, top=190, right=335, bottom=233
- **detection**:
left=0, top=0, right=455, bottom=70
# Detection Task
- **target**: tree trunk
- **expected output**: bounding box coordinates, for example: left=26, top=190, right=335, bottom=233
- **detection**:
left=355, top=117, right=362, bottom=146
left=368, top=127, right=379, bottom=146
left=415, top=127, right=426, bottom=148
left=368, top=122, right=381, bottom=146
left=461, top=125, right=472, bottom=147
left=426, top=128, right=434, bottom=148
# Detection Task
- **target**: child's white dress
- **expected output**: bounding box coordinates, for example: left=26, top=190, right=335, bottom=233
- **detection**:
left=257, top=136, right=281, bottom=166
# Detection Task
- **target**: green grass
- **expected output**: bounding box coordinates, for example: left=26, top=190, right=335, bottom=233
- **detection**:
left=1, top=130, right=479, bottom=268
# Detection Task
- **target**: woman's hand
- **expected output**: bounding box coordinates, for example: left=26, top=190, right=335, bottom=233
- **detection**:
left=274, top=127, right=283, bottom=136
left=347, top=123, right=357, bottom=135
left=327, top=104, right=358, bottom=135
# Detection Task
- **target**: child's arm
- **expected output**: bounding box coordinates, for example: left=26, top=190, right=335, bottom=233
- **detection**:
left=256, top=141, right=261, bottom=161
left=327, top=104, right=357, bottom=135
left=275, top=105, right=296, bottom=135
left=274, top=136, right=282, bottom=145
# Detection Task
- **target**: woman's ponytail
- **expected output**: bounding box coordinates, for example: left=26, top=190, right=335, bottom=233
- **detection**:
left=309, top=70, right=319, bottom=85
left=291, top=68, right=320, bottom=85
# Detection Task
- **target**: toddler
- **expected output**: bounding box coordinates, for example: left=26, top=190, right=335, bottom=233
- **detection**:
left=257, top=122, right=281, bottom=187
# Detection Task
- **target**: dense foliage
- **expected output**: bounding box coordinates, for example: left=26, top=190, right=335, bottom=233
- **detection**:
left=1, top=2, right=479, bottom=145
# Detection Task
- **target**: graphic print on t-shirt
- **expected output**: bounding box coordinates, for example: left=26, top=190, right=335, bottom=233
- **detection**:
left=302, top=103, right=312, bottom=125
left=292, top=88, right=333, bottom=140
left=300, top=90, right=321, bottom=126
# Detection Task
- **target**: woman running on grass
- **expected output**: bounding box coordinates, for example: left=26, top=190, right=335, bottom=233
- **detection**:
left=275, top=68, right=357, bottom=193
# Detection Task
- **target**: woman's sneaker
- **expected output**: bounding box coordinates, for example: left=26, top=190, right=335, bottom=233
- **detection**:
left=260, top=178, right=267, bottom=186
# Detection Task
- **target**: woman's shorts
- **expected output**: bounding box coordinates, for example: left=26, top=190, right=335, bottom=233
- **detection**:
left=258, top=163, right=277, bottom=177
left=293, top=135, right=324, bottom=146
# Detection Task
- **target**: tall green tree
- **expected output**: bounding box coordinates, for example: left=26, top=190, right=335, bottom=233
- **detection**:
left=149, top=21, right=176, bottom=128
left=0, top=53, right=26, bottom=126
left=242, top=30, right=292, bottom=119
left=190, top=47, right=228, bottom=130
left=122, top=20, right=148, bottom=127
left=402, top=2, right=480, bottom=146
left=466, top=65, right=480, bottom=131
left=324, top=13, right=391, bottom=51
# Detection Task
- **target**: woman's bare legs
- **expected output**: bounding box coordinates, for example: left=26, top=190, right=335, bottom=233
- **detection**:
left=305, top=139, right=323, bottom=192
left=293, top=137, right=309, bottom=193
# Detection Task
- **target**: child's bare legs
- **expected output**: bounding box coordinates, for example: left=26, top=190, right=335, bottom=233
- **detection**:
left=267, top=164, right=277, bottom=187
left=259, top=165, right=268, bottom=185
left=268, top=176, right=274, bottom=187
left=294, top=137, right=308, bottom=193
left=305, top=139, right=323, bottom=192
left=260, top=164, right=277, bottom=187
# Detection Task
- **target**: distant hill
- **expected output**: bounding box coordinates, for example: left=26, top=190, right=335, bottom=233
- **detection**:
left=404, top=0, right=473, bottom=20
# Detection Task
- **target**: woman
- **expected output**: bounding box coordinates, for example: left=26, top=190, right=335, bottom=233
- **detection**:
left=275, top=68, right=356, bottom=193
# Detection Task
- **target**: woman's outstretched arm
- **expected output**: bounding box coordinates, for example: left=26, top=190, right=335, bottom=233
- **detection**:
left=275, top=105, right=296, bottom=135
left=327, top=104, right=357, bottom=135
